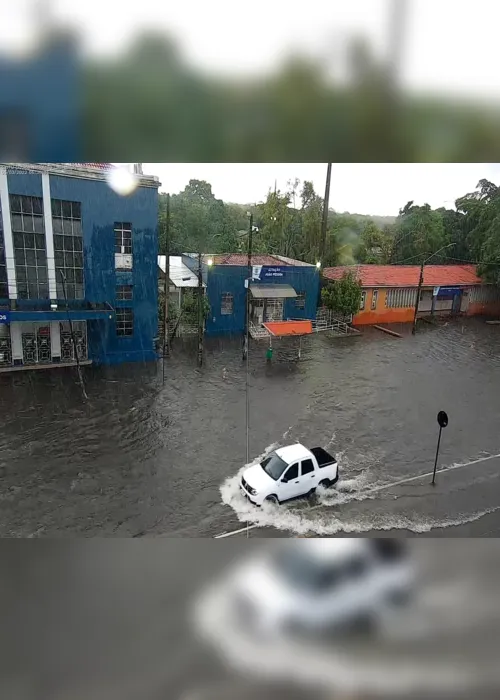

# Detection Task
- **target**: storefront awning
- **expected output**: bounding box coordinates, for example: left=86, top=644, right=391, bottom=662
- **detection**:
left=264, top=320, right=313, bottom=336
left=250, top=284, right=297, bottom=299
left=4, top=309, right=115, bottom=323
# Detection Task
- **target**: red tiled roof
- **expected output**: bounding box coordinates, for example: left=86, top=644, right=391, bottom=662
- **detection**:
left=323, top=264, right=482, bottom=288
left=214, top=254, right=295, bottom=266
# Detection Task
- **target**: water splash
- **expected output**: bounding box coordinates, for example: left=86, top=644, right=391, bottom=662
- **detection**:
left=220, top=447, right=500, bottom=536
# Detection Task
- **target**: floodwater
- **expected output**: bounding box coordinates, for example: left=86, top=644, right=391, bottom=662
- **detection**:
left=4, top=540, right=500, bottom=700
left=2, top=317, right=500, bottom=537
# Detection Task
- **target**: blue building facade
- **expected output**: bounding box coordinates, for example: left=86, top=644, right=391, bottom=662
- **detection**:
left=182, top=254, right=320, bottom=336
left=0, top=38, right=80, bottom=162
left=0, top=164, right=159, bottom=370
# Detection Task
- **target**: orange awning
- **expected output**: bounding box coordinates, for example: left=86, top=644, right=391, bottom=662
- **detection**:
left=263, top=320, right=313, bottom=337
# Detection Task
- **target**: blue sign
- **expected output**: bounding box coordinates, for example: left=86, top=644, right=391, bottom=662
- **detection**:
left=261, top=266, right=284, bottom=278
left=437, top=287, right=461, bottom=297
left=0, top=311, right=9, bottom=324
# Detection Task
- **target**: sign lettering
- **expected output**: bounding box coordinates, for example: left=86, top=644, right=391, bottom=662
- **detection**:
left=0, top=312, right=9, bottom=324
left=262, top=266, right=284, bottom=278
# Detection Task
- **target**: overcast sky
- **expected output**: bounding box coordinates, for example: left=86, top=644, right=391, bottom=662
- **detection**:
left=141, top=163, right=500, bottom=216
left=3, top=0, right=500, bottom=99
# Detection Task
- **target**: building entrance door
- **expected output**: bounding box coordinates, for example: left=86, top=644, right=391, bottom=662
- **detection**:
left=264, top=298, right=284, bottom=322
left=21, top=324, right=51, bottom=365
left=60, top=321, right=88, bottom=361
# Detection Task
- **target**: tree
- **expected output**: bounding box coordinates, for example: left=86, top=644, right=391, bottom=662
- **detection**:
left=299, top=180, right=323, bottom=263
left=456, top=179, right=500, bottom=282
left=321, top=271, right=362, bottom=317
left=356, top=219, right=391, bottom=263
left=390, top=202, right=446, bottom=263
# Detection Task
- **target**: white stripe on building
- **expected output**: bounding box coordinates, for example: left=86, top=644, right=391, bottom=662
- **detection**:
left=0, top=166, right=17, bottom=299
left=42, top=172, right=57, bottom=300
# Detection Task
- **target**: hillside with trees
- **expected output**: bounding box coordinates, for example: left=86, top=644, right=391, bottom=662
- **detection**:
left=159, top=176, right=500, bottom=284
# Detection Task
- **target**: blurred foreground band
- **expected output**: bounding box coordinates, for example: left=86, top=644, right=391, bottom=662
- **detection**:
left=2, top=0, right=500, bottom=162
left=1, top=539, right=500, bottom=700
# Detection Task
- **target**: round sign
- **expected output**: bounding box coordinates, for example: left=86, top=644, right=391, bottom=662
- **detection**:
left=437, top=410, right=449, bottom=428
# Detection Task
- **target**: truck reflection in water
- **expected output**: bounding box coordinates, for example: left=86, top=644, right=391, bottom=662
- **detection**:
left=191, top=539, right=500, bottom=699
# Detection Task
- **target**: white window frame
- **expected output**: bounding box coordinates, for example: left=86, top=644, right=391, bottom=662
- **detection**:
left=360, top=290, right=366, bottom=310
left=371, top=289, right=378, bottom=310
left=221, top=292, right=233, bottom=315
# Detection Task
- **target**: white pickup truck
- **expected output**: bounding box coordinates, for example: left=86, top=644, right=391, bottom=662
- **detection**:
left=240, top=443, right=338, bottom=506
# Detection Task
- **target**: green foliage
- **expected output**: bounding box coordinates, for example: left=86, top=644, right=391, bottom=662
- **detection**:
left=159, top=179, right=247, bottom=255
left=390, top=202, right=447, bottom=263
left=355, top=220, right=392, bottom=263
left=85, top=33, right=500, bottom=162
left=181, top=289, right=211, bottom=323
left=321, top=271, right=362, bottom=317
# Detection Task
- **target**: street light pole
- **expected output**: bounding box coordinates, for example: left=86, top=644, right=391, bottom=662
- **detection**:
left=197, top=251, right=204, bottom=367
left=162, top=193, right=170, bottom=384
left=243, top=213, right=253, bottom=362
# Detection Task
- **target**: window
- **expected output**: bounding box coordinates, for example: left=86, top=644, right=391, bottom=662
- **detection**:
left=0, top=202, right=7, bottom=298
left=52, top=199, right=84, bottom=299
left=295, top=292, right=306, bottom=310
left=371, top=289, right=378, bottom=310
left=283, top=463, right=298, bottom=481
left=386, top=288, right=417, bottom=308
left=360, top=290, right=366, bottom=310
left=10, top=195, right=48, bottom=299
left=116, top=284, right=133, bottom=300
left=260, top=452, right=287, bottom=481
left=301, top=459, right=315, bottom=476
left=116, top=308, right=134, bottom=336
left=114, top=222, right=132, bottom=254
left=221, top=292, right=233, bottom=315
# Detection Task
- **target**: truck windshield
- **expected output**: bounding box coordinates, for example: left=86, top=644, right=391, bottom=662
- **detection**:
left=260, top=452, right=287, bottom=481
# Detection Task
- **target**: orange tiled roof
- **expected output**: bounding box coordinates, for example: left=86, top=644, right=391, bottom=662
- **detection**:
left=323, top=264, right=482, bottom=288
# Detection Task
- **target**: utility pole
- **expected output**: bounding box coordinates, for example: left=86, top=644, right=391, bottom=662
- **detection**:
left=59, top=270, right=88, bottom=400
left=243, top=213, right=253, bottom=361
left=197, top=252, right=204, bottom=367
left=412, top=259, right=424, bottom=335
left=162, top=193, right=170, bottom=384
left=412, top=243, right=454, bottom=335
left=319, top=163, right=332, bottom=264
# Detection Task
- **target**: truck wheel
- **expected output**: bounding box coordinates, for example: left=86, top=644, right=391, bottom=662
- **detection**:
left=265, top=495, right=279, bottom=505
left=319, top=479, right=331, bottom=489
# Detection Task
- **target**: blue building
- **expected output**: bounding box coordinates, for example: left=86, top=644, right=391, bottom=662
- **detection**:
left=182, top=253, right=320, bottom=336
left=0, top=163, right=159, bottom=370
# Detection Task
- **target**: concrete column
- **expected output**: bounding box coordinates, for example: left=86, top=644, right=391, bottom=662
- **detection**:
left=50, top=321, right=61, bottom=359
left=10, top=322, right=22, bottom=361
left=42, top=172, right=57, bottom=300
left=0, top=166, right=17, bottom=299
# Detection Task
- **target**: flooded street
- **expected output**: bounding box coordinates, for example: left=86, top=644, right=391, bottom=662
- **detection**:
left=2, top=317, right=500, bottom=537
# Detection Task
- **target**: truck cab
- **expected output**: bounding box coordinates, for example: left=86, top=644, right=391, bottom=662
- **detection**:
left=240, top=443, right=338, bottom=506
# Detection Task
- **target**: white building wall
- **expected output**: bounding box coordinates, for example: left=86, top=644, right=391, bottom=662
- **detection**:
left=42, top=172, right=57, bottom=300
left=0, top=166, right=17, bottom=298
left=10, top=322, right=22, bottom=361
left=50, top=321, right=61, bottom=358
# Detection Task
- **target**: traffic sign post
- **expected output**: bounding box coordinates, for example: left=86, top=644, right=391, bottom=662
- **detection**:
left=432, top=411, right=449, bottom=485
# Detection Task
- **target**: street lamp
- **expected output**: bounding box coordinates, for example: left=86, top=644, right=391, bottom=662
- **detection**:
left=207, top=258, right=213, bottom=267
left=316, top=261, right=321, bottom=269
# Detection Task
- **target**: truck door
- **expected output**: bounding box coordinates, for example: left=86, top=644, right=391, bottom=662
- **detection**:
left=301, top=458, right=317, bottom=489
left=280, top=463, right=302, bottom=500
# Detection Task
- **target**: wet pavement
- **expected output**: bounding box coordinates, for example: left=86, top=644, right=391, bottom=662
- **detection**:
left=3, top=540, right=500, bottom=700
left=1, top=317, right=500, bottom=537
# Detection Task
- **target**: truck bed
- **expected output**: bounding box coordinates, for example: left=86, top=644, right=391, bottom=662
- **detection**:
left=310, top=446, right=336, bottom=468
